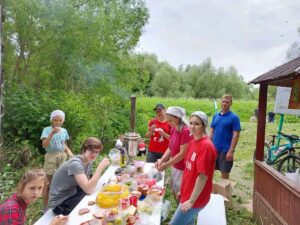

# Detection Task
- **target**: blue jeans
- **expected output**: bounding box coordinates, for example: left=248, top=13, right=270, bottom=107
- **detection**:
left=169, top=204, right=202, bottom=225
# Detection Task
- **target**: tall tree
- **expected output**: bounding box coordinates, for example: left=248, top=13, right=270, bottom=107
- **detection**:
left=3, top=0, right=149, bottom=92
left=287, top=27, right=300, bottom=60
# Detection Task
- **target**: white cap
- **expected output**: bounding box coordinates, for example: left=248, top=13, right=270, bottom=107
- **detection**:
left=50, top=110, right=65, bottom=121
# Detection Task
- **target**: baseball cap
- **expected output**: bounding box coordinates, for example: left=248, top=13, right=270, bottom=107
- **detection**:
left=153, top=103, right=165, bottom=111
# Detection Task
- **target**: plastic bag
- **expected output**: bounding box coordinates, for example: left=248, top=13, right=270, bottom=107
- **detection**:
left=161, top=200, right=171, bottom=221
left=285, top=168, right=300, bottom=186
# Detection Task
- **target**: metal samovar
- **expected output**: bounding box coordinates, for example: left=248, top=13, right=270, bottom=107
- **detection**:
left=123, top=96, right=141, bottom=165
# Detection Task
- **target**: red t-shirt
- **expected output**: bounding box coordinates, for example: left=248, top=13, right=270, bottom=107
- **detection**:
left=138, top=142, right=146, bottom=151
left=148, top=118, right=171, bottom=153
left=169, top=126, right=191, bottom=170
left=180, top=136, right=217, bottom=208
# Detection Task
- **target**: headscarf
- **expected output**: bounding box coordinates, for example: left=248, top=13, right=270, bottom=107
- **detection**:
left=191, top=111, right=208, bottom=134
left=166, top=106, right=185, bottom=118
left=50, top=110, right=65, bottom=121
left=191, top=111, right=208, bottom=127
left=166, top=106, right=189, bottom=128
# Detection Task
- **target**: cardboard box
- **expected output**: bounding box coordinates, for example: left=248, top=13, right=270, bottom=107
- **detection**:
left=212, top=179, right=233, bottom=209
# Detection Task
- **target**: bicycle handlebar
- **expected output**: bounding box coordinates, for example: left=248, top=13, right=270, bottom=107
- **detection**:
left=278, top=132, right=300, bottom=141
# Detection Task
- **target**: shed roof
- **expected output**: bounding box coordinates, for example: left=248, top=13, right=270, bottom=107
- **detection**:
left=249, top=57, right=300, bottom=87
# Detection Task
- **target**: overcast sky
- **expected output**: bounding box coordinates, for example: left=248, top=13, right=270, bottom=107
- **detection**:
left=135, top=0, right=300, bottom=82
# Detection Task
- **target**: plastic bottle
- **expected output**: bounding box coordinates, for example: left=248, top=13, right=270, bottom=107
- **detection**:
left=161, top=200, right=171, bottom=221
left=120, top=148, right=126, bottom=167
left=274, top=146, right=285, bottom=156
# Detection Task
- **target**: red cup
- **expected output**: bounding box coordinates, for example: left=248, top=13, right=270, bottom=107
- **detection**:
left=129, top=195, right=138, bottom=207
left=120, top=198, right=129, bottom=210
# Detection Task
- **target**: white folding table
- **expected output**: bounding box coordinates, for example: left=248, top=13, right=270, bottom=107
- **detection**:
left=34, top=163, right=164, bottom=225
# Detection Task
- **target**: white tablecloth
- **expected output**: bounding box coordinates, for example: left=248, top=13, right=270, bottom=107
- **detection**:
left=34, top=163, right=164, bottom=225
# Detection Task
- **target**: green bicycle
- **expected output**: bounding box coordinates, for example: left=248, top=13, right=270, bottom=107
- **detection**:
left=264, top=131, right=300, bottom=173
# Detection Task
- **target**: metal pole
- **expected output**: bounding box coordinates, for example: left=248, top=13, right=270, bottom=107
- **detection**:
left=130, top=95, right=136, bottom=132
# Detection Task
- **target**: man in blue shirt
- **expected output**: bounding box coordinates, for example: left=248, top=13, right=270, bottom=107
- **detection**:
left=209, top=94, right=241, bottom=179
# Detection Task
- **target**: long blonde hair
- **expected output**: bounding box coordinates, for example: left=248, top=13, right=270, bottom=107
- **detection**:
left=16, top=169, right=46, bottom=196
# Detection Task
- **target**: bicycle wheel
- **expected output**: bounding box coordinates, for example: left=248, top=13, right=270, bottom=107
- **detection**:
left=277, top=155, right=300, bottom=173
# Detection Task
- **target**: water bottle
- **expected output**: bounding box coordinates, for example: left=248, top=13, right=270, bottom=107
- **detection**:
left=275, top=146, right=285, bottom=156
left=161, top=200, right=171, bottom=221
left=120, top=148, right=126, bottom=167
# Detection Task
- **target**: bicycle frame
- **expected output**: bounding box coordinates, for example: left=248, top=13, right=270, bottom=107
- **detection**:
left=265, top=114, right=300, bottom=165
left=267, top=141, right=293, bottom=165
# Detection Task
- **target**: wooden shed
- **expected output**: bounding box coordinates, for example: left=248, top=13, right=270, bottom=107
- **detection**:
left=249, top=57, right=300, bottom=225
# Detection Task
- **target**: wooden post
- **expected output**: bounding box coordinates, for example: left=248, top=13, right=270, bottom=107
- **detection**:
left=130, top=96, right=136, bottom=132
left=0, top=2, right=3, bottom=147
left=255, top=83, right=268, bottom=161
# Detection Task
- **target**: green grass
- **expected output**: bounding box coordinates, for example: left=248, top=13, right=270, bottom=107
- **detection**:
left=135, top=96, right=300, bottom=138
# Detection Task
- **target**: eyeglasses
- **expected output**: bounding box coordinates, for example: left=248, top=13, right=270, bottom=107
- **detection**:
left=87, top=148, right=100, bottom=155
left=156, top=108, right=162, bottom=112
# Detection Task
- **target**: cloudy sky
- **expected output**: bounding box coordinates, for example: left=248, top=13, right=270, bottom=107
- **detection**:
left=135, top=0, right=300, bottom=82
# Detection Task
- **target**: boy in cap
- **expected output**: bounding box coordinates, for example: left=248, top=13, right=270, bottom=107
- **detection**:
left=146, top=103, right=171, bottom=163
left=40, top=109, right=73, bottom=212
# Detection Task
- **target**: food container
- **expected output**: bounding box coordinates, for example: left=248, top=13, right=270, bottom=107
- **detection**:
left=108, top=148, right=121, bottom=166
left=96, top=184, right=129, bottom=208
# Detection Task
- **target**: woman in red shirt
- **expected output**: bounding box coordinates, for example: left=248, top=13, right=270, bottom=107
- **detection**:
left=155, top=106, right=191, bottom=198
left=146, top=103, right=171, bottom=162
left=169, top=111, right=217, bottom=225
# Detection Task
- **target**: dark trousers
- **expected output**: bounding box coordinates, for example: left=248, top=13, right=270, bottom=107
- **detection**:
left=52, top=186, right=86, bottom=215
left=146, top=151, right=163, bottom=163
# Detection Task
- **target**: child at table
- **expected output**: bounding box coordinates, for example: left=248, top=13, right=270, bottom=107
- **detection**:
left=137, top=138, right=147, bottom=156
left=0, top=168, right=68, bottom=225
left=49, top=137, right=110, bottom=215
left=41, top=109, right=73, bottom=212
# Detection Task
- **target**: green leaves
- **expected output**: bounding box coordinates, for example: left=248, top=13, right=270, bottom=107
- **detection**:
left=3, top=0, right=149, bottom=92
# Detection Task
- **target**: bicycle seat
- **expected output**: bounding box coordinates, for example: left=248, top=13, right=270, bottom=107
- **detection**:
left=278, top=132, right=300, bottom=141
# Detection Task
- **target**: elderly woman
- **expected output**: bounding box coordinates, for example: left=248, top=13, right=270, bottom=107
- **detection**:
left=169, top=111, right=217, bottom=225
left=155, top=106, right=191, bottom=197
left=49, top=137, right=110, bottom=215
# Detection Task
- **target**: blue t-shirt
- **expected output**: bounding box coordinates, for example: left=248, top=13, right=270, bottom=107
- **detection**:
left=210, top=111, right=241, bottom=153
left=40, top=126, right=70, bottom=152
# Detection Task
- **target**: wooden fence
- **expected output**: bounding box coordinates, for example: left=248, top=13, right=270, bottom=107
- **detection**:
left=253, top=160, right=300, bottom=225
